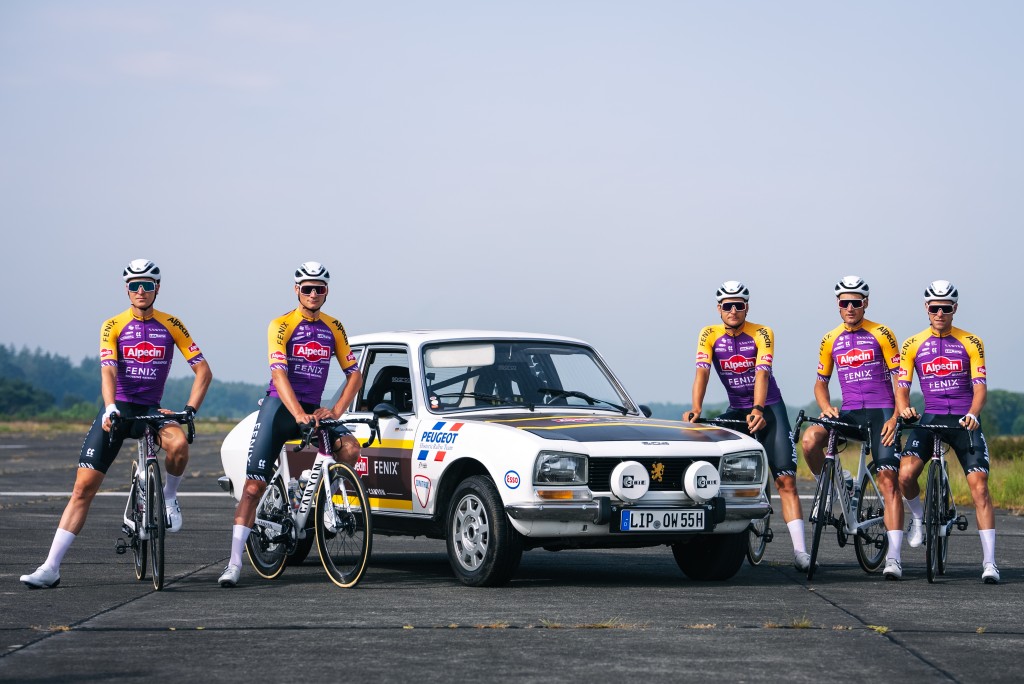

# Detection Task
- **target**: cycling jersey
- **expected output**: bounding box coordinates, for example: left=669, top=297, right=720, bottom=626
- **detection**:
left=816, top=319, right=900, bottom=410
left=695, top=322, right=782, bottom=409
left=266, top=309, right=359, bottom=405
left=99, top=309, right=205, bottom=405
left=898, top=327, right=986, bottom=415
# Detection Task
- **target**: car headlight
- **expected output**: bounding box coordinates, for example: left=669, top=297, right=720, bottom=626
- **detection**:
left=720, top=450, right=764, bottom=484
left=534, top=451, right=588, bottom=485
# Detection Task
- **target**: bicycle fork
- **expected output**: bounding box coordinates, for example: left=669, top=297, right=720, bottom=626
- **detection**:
left=116, top=463, right=148, bottom=554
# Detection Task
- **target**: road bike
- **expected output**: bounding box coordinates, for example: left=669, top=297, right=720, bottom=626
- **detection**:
left=894, top=417, right=972, bottom=583
left=794, top=411, right=887, bottom=580
left=694, top=416, right=774, bottom=565
left=113, top=410, right=195, bottom=590
left=244, top=417, right=379, bottom=588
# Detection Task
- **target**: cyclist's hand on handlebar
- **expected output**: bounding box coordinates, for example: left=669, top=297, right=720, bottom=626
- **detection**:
left=960, top=413, right=980, bottom=431
left=684, top=409, right=700, bottom=423
left=101, top=404, right=119, bottom=432
left=312, top=407, right=335, bottom=422
left=899, top=406, right=919, bottom=421
left=819, top=405, right=840, bottom=419
left=746, top=409, right=766, bottom=433
left=880, top=416, right=898, bottom=447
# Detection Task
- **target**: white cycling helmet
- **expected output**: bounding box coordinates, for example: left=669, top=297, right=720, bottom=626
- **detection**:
left=294, top=261, right=330, bottom=284
left=835, top=275, right=869, bottom=297
left=715, top=280, right=749, bottom=302
left=123, top=259, right=161, bottom=282
left=924, top=279, right=958, bottom=303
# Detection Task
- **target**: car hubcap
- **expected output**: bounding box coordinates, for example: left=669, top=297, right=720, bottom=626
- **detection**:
left=453, top=493, right=488, bottom=571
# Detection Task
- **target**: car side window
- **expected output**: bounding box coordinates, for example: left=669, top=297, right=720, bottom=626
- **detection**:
left=357, top=348, right=413, bottom=413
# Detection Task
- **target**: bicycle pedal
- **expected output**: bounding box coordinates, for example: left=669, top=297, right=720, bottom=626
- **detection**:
left=764, top=528, right=774, bottom=543
left=956, top=515, right=969, bottom=531
left=114, top=538, right=128, bottom=555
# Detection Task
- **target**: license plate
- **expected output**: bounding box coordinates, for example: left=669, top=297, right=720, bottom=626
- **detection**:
left=618, top=508, right=705, bottom=532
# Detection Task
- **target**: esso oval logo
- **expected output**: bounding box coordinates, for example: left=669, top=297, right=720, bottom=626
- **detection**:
left=504, top=470, right=521, bottom=489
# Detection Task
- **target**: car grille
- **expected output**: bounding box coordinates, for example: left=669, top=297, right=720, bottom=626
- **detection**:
left=588, top=457, right=721, bottom=492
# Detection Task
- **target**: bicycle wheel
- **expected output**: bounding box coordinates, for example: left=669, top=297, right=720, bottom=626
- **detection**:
left=854, top=469, right=887, bottom=573
left=746, top=484, right=771, bottom=566
left=938, top=464, right=951, bottom=575
left=146, top=462, right=166, bottom=590
left=315, top=462, right=372, bottom=587
left=245, top=474, right=290, bottom=579
left=807, top=459, right=834, bottom=580
left=129, top=461, right=147, bottom=581
left=924, top=460, right=941, bottom=583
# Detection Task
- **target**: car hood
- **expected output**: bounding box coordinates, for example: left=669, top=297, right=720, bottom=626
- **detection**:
left=479, top=413, right=744, bottom=443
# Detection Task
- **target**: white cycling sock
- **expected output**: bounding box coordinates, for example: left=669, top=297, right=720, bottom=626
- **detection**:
left=979, top=528, right=996, bottom=565
left=44, top=528, right=76, bottom=571
left=886, top=530, right=903, bottom=562
left=905, top=496, right=924, bottom=520
left=787, top=519, right=806, bottom=554
left=163, top=473, right=183, bottom=500
left=229, top=524, right=249, bottom=568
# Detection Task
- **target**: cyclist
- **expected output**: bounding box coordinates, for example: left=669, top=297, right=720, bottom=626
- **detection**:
left=895, top=280, right=997, bottom=583
left=217, top=262, right=364, bottom=587
left=20, top=260, right=212, bottom=589
left=801, top=276, right=905, bottom=579
left=685, top=281, right=808, bottom=571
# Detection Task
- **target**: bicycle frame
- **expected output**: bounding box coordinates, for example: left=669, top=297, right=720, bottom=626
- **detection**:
left=815, top=425, right=883, bottom=537
left=120, top=425, right=161, bottom=540
left=254, top=450, right=338, bottom=541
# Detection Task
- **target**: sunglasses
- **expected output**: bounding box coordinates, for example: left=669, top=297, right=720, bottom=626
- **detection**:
left=126, top=281, right=156, bottom=293
left=838, top=299, right=865, bottom=309
left=299, top=284, right=327, bottom=295
left=928, top=304, right=954, bottom=315
left=720, top=301, right=747, bottom=312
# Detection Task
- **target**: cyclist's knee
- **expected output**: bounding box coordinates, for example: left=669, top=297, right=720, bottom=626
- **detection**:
left=159, top=426, right=188, bottom=455
left=71, top=470, right=104, bottom=502
left=335, top=435, right=360, bottom=466
left=774, top=473, right=797, bottom=495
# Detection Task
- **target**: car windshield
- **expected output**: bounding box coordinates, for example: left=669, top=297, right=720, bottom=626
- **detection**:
left=422, top=340, right=635, bottom=414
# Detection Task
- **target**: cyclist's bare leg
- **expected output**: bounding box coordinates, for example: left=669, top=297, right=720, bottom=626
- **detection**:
left=57, top=468, right=106, bottom=535
left=157, top=423, right=189, bottom=477
left=898, top=454, right=925, bottom=502
left=878, top=469, right=902, bottom=531
left=800, top=426, right=828, bottom=477
left=966, top=470, right=994, bottom=530
left=775, top=474, right=802, bottom=522
left=331, top=434, right=361, bottom=467
left=234, top=479, right=270, bottom=527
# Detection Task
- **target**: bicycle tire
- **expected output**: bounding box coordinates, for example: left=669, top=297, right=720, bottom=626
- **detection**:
left=746, top=483, right=771, bottom=566
left=146, top=462, right=165, bottom=590
left=245, top=474, right=290, bottom=579
left=938, top=463, right=951, bottom=575
left=925, top=460, right=941, bottom=583
left=129, top=461, right=147, bottom=581
left=315, top=462, right=372, bottom=587
left=807, top=459, right=833, bottom=580
left=854, top=468, right=887, bottom=573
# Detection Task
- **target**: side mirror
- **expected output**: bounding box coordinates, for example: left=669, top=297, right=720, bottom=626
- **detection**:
left=372, top=402, right=408, bottom=424
left=639, top=404, right=652, bottom=418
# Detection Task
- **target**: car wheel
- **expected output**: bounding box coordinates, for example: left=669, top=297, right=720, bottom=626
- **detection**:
left=671, top=532, right=746, bottom=581
left=446, top=475, right=523, bottom=587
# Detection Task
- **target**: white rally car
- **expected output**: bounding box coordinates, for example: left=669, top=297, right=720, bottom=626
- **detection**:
left=220, top=330, right=771, bottom=586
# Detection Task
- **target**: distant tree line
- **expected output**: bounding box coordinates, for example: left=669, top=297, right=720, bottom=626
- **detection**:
left=0, top=345, right=265, bottom=420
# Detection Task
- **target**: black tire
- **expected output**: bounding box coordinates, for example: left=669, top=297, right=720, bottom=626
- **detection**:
left=746, top=511, right=770, bottom=566
left=938, top=464, right=951, bottom=575
left=286, top=534, right=315, bottom=566
left=315, top=462, right=372, bottom=587
left=672, top=532, right=747, bottom=581
left=146, top=462, right=165, bottom=591
left=925, top=461, right=941, bottom=583
left=446, top=476, right=522, bottom=587
left=129, top=461, right=147, bottom=581
left=808, top=459, right=834, bottom=581
left=854, top=469, right=887, bottom=573
left=245, top=475, right=290, bottom=580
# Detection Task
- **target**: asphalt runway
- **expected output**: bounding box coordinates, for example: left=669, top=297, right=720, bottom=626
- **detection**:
left=1, top=431, right=1021, bottom=683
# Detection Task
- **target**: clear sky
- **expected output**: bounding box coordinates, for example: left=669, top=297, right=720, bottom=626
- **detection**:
left=2, top=2, right=1022, bottom=408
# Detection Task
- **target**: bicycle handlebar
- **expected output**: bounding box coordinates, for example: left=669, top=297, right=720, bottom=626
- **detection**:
left=108, top=410, right=196, bottom=446
left=894, top=416, right=975, bottom=455
left=793, top=409, right=872, bottom=455
left=294, top=416, right=383, bottom=451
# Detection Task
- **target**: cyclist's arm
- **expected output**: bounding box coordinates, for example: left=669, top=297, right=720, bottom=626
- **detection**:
left=687, top=366, right=710, bottom=422
left=326, top=368, right=363, bottom=420
left=271, top=367, right=314, bottom=424
left=813, top=377, right=838, bottom=418
left=747, top=370, right=769, bottom=432
left=100, top=364, right=118, bottom=431
left=963, top=383, right=986, bottom=431
left=185, top=359, right=212, bottom=413
left=895, top=383, right=916, bottom=420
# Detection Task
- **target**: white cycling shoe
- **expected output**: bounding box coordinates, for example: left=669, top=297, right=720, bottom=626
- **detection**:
left=982, top=563, right=1000, bottom=584
left=883, top=558, right=903, bottom=581
left=165, top=497, right=183, bottom=533
left=21, top=565, right=60, bottom=589
left=218, top=564, right=241, bottom=588
left=907, top=519, right=924, bottom=548
left=794, top=552, right=813, bottom=572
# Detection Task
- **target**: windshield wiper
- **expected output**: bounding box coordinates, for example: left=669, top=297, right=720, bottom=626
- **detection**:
left=537, top=388, right=629, bottom=415
left=432, top=392, right=535, bottom=411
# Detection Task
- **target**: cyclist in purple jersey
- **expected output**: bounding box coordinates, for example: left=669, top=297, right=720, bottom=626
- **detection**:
left=218, top=262, right=364, bottom=587
left=685, top=281, right=807, bottom=571
left=21, top=260, right=212, bottom=589
left=895, top=280, right=998, bottom=583
left=801, top=276, right=905, bottom=578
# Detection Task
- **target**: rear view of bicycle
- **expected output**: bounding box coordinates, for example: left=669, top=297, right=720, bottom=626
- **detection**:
left=895, top=418, right=971, bottom=583
left=794, top=411, right=887, bottom=580
left=113, top=410, right=195, bottom=590
left=695, top=416, right=774, bottom=565
left=245, top=417, right=374, bottom=587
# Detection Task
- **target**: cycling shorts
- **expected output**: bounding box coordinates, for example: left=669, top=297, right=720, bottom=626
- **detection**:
left=78, top=401, right=180, bottom=474
left=719, top=402, right=796, bottom=479
left=245, top=396, right=353, bottom=483
left=901, top=413, right=990, bottom=475
left=828, top=408, right=899, bottom=473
